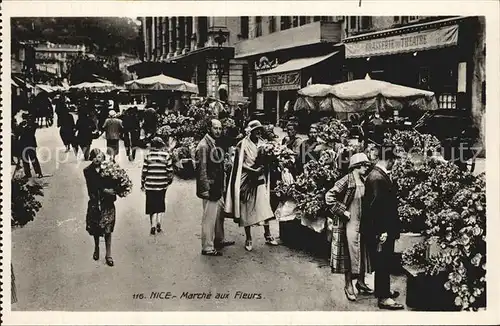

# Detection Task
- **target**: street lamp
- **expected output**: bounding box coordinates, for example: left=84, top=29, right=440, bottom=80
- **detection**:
left=208, top=29, right=228, bottom=85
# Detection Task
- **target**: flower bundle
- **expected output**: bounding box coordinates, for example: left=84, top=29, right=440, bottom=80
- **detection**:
left=274, top=158, right=340, bottom=221
left=316, top=118, right=349, bottom=146
left=99, top=161, right=133, bottom=198
left=385, top=129, right=441, bottom=155
left=255, top=141, right=280, bottom=168
left=275, top=146, right=296, bottom=171
left=186, top=106, right=209, bottom=121
left=11, top=176, right=44, bottom=228
left=172, top=146, right=193, bottom=162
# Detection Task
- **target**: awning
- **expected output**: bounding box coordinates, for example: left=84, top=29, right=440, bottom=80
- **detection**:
left=342, top=17, right=469, bottom=59
left=260, top=52, right=338, bottom=91
left=235, top=21, right=341, bottom=58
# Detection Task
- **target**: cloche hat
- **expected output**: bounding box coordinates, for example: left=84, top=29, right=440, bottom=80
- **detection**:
left=349, top=153, right=371, bottom=170
left=246, top=120, right=264, bottom=133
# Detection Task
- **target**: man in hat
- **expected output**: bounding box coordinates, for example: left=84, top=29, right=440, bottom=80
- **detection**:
left=17, top=112, right=43, bottom=178
left=122, top=106, right=141, bottom=161
left=102, top=110, right=123, bottom=162
left=362, top=144, right=404, bottom=310
left=195, top=119, right=234, bottom=256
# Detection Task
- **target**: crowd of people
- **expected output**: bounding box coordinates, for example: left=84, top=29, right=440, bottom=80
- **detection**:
left=13, top=90, right=404, bottom=309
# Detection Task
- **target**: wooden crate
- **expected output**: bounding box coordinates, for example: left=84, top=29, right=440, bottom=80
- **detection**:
left=403, top=265, right=459, bottom=311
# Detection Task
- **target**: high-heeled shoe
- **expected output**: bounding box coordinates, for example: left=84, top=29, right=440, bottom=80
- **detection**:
left=356, top=282, right=374, bottom=295
left=344, top=287, right=357, bottom=301
left=93, top=250, right=99, bottom=261
left=245, top=240, right=253, bottom=252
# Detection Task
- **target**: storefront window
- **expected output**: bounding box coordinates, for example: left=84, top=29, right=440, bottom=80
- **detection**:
left=299, top=16, right=306, bottom=26
left=438, top=93, right=457, bottom=109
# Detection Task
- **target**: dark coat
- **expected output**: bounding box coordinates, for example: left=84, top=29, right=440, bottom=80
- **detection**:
left=83, top=165, right=116, bottom=236
left=195, top=134, right=225, bottom=201
left=17, top=120, right=38, bottom=149
left=362, top=166, right=401, bottom=240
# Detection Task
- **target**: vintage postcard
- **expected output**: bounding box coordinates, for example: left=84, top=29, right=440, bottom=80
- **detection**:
left=1, top=1, right=499, bottom=325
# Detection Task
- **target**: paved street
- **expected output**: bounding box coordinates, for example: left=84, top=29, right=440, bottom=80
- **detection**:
left=11, top=124, right=407, bottom=311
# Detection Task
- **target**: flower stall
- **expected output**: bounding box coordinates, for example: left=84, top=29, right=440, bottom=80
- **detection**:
left=268, top=111, right=486, bottom=311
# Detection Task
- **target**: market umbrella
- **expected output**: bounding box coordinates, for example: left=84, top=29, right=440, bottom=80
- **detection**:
left=69, top=82, right=121, bottom=93
left=35, top=84, right=56, bottom=94
left=295, top=78, right=438, bottom=113
left=124, top=74, right=199, bottom=94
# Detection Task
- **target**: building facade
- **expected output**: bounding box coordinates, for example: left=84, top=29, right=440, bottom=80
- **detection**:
left=15, top=41, right=86, bottom=85
left=341, top=16, right=486, bottom=131
left=136, top=16, right=344, bottom=121
left=137, top=17, right=243, bottom=101
left=235, top=16, right=344, bottom=124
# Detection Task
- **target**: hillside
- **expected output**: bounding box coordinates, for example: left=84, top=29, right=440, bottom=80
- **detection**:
left=11, top=17, right=141, bottom=56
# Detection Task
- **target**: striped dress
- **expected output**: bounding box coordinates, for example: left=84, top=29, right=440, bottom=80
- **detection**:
left=141, top=149, right=174, bottom=214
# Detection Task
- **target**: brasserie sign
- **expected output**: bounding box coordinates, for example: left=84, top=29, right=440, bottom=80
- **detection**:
left=345, top=25, right=459, bottom=58
left=262, top=71, right=301, bottom=91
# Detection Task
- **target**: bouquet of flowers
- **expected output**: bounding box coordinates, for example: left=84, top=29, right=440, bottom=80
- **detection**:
left=275, top=146, right=296, bottom=171
left=186, top=105, right=208, bottom=121
left=157, top=125, right=174, bottom=138
left=99, top=161, right=133, bottom=198
left=316, top=118, right=349, bottom=146
left=385, top=129, right=441, bottom=155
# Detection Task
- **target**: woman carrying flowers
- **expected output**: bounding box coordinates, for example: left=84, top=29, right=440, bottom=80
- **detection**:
left=225, top=120, right=279, bottom=251
left=325, top=153, right=373, bottom=301
left=83, top=148, right=117, bottom=267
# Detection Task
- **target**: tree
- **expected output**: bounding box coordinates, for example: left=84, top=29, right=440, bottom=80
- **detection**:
left=65, top=54, right=123, bottom=85
left=11, top=17, right=140, bottom=56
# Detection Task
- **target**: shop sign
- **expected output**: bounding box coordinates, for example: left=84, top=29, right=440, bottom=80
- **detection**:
left=345, top=25, right=459, bottom=58
left=36, top=63, right=60, bottom=75
left=262, top=71, right=301, bottom=91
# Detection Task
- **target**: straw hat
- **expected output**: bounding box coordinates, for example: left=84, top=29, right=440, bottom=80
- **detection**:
left=349, top=153, right=371, bottom=170
left=108, top=110, right=117, bottom=117
left=246, top=120, right=264, bottom=133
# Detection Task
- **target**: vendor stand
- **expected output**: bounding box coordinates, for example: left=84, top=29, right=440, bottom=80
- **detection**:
left=277, top=77, right=439, bottom=257
left=125, top=74, right=200, bottom=178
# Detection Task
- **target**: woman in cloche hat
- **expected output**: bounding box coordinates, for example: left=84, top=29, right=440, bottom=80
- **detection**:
left=325, top=153, right=374, bottom=302
left=225, top=120, right=279, bottom=252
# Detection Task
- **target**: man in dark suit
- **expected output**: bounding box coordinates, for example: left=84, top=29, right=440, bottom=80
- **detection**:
left=17, top=113, right=43, bottom=178
left=195, top=119, right=235, bottom=256
left=363, top=145, right=404, bottom=310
